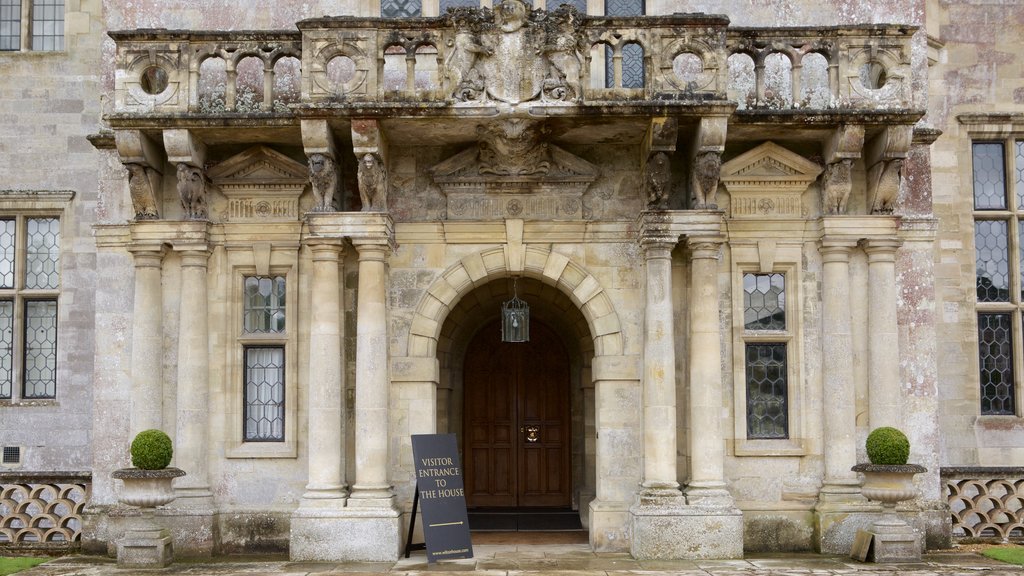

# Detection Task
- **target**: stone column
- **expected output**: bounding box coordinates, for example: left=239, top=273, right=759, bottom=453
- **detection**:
left=638, top=238, right=682, bottom=500
left=349, top=240, right=394, bottom=506
left=301, top=241, right=347, bottom=505
left=818, top=240, right=861, bottom=500
left=174, top=248, right=212, bottom=502
left=129, top=244, right=165, bottom=436
left=864, top=238, right=902, bottom=429
left=685, top=237, right=732, bottom=506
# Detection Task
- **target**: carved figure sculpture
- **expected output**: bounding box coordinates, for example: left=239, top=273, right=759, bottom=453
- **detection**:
left=494, top=0, right=527, bottom=33
left=446, top=11, right=492, bottom=102
left=176, top=163, right=208, bottom=220
left=357, top=153, right=388, bottom=212
left=126, top=163, right=159, bottom=220
left=643, top=152, right=671, bottom=210
left=540, top=8, right=584, bottom=102
left=691, top=151, right=722, bottom=209
left=308, top=153, right=338, bottom=212
left=822, top=159, right=853, bottom=215
left=478, top=119, right=550, bottom=176
left=869, top=158, right=902, bottom=214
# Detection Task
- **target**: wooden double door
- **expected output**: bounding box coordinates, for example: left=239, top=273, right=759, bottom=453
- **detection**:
left=463, top=319, right=571, bottom=508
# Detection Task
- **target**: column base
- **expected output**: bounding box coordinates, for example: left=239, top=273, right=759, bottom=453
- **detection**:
left=684, top=481, right=736, bottom=507
left=299, top=485, right=348, bottom=509
left=813, top=499, right=881, bottom=554
left=290, top=505, right=401, bottom=562
left=117, top=526, right=173, bottom=569
left=629, top=498, right=743, bottom=559
left=588, top=499, right=630, bottom=552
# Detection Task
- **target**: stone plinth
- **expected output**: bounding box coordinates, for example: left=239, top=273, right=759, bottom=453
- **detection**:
left=111, top=467, right=185, bottom=568
left=290, top=507, right=401, bottom=561
left=849, top=463, right=927, bottom=563
left=630, top=501, right=743, bottom=559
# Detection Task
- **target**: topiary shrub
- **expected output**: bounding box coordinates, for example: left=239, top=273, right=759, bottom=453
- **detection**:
left=130, top=429, right=173, bottom=470
left=865, top=426, right=910, bottom=465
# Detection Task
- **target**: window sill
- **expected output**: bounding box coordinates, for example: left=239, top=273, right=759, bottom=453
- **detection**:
left=0, top=399, right=58, bottom=407
left=733, top=438, right=806, bottom=457
left=974, top=415, right=1024, bottom=431
left=226, top=441, right=297, bottom=459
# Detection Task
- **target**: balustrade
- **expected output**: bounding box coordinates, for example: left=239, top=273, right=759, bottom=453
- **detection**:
left=943, top=467, right=1024, bottom=541
left=0, top=472, right=90, bottom=550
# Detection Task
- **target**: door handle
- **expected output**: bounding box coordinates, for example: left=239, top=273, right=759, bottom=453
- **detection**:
left=525, top=425, right=539, bottom=443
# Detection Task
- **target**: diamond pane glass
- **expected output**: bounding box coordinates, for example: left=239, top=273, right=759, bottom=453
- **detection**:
left=549, top=0, right=586, bottom=10
left=973, top=142, right=1006, bottom=210
left=745, top=343, right=788, bottom=439
left=606, top=43, right=644, bottom=88
left=243, top=276, right=286, bottom=333
left=439, top=0, right=479, bottom=9
left=0, top=0, right=20, bottom=51
left=23, top=300, right=56, bottom=399
left=381, top=0, right=421, bottom=18
left=0, top=300, right=11, bottom=399
left=976, top=220, right=1009, bottom=302
left=25, top=218, right=59, bottom=289
left=244, top=347, right=285, bottom=441
left=744, top=273, right=785, bottom=330
left=978, top=313, right=1014, bottom=415
left=30, top=0, right=62, bottom=51
left=605, top=0, right=642, bottom=15
left=0, top=219, right=14, bottom=288
left=1016, top=141, right=1024, bottom=209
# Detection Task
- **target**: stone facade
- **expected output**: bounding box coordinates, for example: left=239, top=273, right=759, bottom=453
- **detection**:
left=1, top=0, right=1022, bottom=562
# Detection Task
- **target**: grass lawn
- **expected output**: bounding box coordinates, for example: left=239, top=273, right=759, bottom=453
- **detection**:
left=983, top=545, right=1024, bottom=565
left=0, top=557, right=47, bottom=576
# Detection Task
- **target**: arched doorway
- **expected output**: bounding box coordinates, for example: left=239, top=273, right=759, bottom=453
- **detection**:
left=463, top=319, right=572, bottom=508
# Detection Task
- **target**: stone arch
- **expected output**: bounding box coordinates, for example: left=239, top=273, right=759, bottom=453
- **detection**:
left=406, top=244, right=623, bottom=360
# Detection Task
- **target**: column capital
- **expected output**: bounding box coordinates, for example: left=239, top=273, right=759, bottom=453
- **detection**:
left=306, top=239, right=345, bottom=261
left=177, top=247, right=211, bottom=268
left=352, top=240, right=391, bottom=262
left=639, top=238, right=676, bottom=259
left=128, top=244, right=166, bottom=267
left=687, top=235, right=725, bottom=260
left=861, top=237, right=902, bottom=261
left=819, top=238, right=857, bottom=262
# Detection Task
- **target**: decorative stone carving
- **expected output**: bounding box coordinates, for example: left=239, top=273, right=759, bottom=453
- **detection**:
left=207, top=145, right=309, bottom=221
left=479, top=119, right=551, bottom=176
left=357, top=153, right=388, bottom=212
left=691, top=151, right=722, bottom=210
left=644, top=152, right=672, bottom=210
left=867, top=158, right=902, bottom=214
left=175, top=164, right=208, bottom=220
left=111, top=467, right=186, bottom=568
left=309, top=153, right=339, bottom=212
left=719, top=141, right=823, bottom=219
left=126, top=163, right=160, bottom=220
left=442, top=0, right=585, bottom=105
left=821, top=159, right=853, bottom=215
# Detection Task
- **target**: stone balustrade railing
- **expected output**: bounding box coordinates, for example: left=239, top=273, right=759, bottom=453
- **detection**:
left=942, top=467, right=1024, bottom=542
left=0, top=472, right=91, bottom=550
left=109, top=5, right=916, bottom=115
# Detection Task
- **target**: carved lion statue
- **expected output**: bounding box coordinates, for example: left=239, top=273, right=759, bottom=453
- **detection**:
left=308, top=153, right=338, bottom=212
left=643, top=152, right=671, bottom=210
left=357, top=153, right=388, bottom=212
left=822, top=159, right=853, bottom=215
left=691, top=151, right=722, bottom=210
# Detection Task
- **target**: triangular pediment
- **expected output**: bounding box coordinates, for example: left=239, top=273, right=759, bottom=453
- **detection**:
left=208, top=145, right=309, bottom=186
left=720, top=142, right=823, bottom=188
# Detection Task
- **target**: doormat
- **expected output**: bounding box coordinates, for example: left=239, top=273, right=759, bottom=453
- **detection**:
left=467, top=508, right=584, bottom=532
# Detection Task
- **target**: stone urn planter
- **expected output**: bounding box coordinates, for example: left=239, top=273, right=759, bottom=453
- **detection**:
left=850, top=463, right=927, bottom=563
left=111, top=466, right=185, bottom=568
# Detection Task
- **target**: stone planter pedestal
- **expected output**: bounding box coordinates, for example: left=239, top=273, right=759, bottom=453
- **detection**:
left=111, top=467, right=185, bottom=569
left=849, top=463, right=926, bottom=563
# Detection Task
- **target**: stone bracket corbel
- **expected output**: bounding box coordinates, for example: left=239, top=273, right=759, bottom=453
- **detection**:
left=820, top=124, right=864, bottom=215
left=864, top=125, right=912, bottom=215
left=352, top=119, right=390, bottom=212
left=116, top=130, right=165, bottom=220
left=302, top=119, right=341, bottom=212
left=640, top=117, right=678, bottom=210
left=690, top=116, right=727, bottom=210
left=163, top=129, right=209, bottom=220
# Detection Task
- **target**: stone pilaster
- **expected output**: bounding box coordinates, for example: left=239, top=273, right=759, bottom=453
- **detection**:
left=864, top=238, right=902, bottom=429
left=173, top=248, right=213, bottom=504
left=129, top=244, right=165, bottom=436
left=684, top=236, right=732, bottom=506
left=638, top=238, right=682, bottom=501
left=301, top=240, right=347, bottom=505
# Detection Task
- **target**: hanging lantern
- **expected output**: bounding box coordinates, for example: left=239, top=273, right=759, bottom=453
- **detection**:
left=501, top=278, right=529, bottom=343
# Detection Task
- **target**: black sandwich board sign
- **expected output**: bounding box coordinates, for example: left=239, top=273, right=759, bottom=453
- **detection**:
left=408, top=433, right=473, bottom=562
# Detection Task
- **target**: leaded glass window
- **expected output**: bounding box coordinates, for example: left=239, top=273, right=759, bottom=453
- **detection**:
left=0, top=215, right=60, bottom=402
left=243, top=276, right=285, bottom=333
left=0, top=0, right=20, bottom=51
left=744, top=273, right=785, bottom=330
left=244, top=346, right=285, bottom=441
left=439, top=0, right=478, bottom=10
left=603, top=0, right=643, bottom=89
left=550, top=0, right=586, bottom=11
left=30, top=0, right=61, bottom=51
left=972, top=139, right=1024, bottom=415
left=382, top=0, right=421, bottom=18
left=745, top=343, right=788, bottom=439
